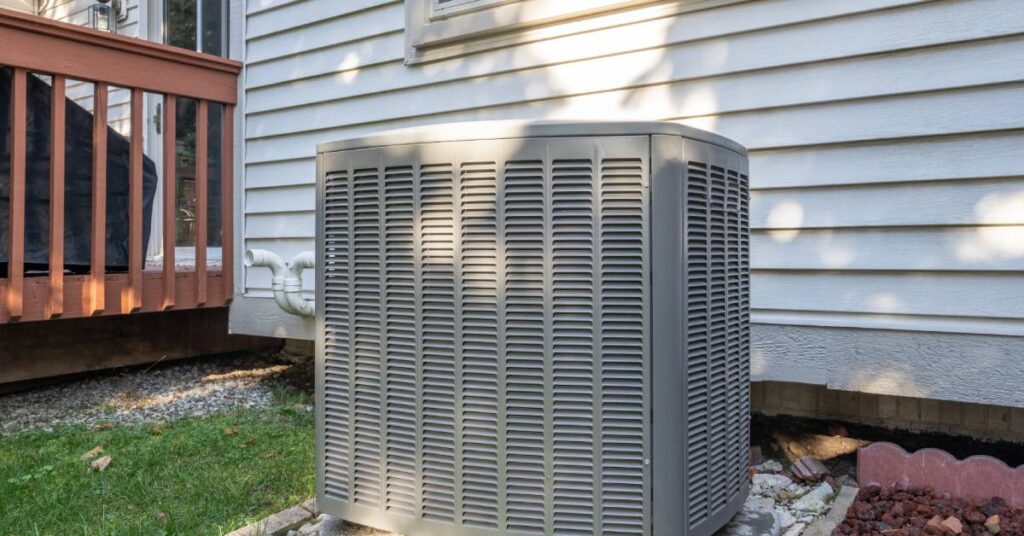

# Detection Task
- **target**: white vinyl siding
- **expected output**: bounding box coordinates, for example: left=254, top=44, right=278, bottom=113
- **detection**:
left=0, top=0, right=34, bottom=13
left=405, top=0, right=684, bottom=63
left=37, top=0, right=144, bottom=137
left=239, top=0, right=1024, bottom=342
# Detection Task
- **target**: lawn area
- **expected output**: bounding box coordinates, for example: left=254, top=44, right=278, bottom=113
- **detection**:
left=0, top=389, right=314, bottom=536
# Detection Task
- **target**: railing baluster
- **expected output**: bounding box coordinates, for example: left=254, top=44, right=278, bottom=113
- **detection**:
left=123, top=87, right=144, bottom=313
left=0, top=10, right=241, bottom=324
left=195, top=99, right=208, bottom=306
left=87, top=82, right=108, bottom=315
left=47, top=75, right=66, bottom=319
left=163, top=96, right=177, bottom=310
left=6, top=68, right=27, bottom=321
left=221, top=103, right=234, bottom=305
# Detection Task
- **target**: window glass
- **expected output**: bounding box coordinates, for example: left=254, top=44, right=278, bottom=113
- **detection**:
left=200, top=0, right=226, bottom=56
left=165, top=0, right=196, bottom=51
left=164, top=0, right=227, bottom=250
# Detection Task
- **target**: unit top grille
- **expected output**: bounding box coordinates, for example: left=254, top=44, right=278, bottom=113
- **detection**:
left=316, top=120, right=746, bottom=157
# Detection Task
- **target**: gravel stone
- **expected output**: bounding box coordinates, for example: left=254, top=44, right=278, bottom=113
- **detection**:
left=837, top=486, right=1024, bottom=535
left=730, top=458, right=840, bottom=536
left=746, top=495, right=778, bottom=513
left=776, top=508, right=797, bottom=529
left=0, top=352, right=295, bottom=434
left=757, top=460, right=784, bottom=473
left=316, top=516, right=397, bottom=536
left=791, top=482, right=834, bottom=514
left=753, top=474, right=793, bottom=496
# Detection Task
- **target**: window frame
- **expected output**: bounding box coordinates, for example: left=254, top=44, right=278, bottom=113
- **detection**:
left=146, top=0, right=231, bottom=262
left=428, top=0, right=520, bottom=20
left=406, top=0, right=737, bottom=65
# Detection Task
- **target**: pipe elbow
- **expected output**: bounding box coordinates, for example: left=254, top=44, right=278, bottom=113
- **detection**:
left=286, top=290, right=315, bottom=318
left=273, top=288, right=296, bottom=315
left=282, top=276, right=314, bottom=318
left=289, top=251, right=315, bottom=271
left=245, top=249, right=287, bottom=276
left=245, top=249, right=315, bottom=318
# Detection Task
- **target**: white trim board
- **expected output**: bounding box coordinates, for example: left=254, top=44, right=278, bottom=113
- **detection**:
left=228, top=295, right=313, bottom=339
left=751, top=324, right=1024, bottom=409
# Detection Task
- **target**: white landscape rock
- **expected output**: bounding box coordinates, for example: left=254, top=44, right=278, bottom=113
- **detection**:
left=787, top=482, right=808, bottom=494
left=790, top=482, right=834, bottom=514
left=775, top=508, right=797, bottom=529
left=744, top=494, right=778, bottom=514
left=752, top=474, right=793, bottom=496
left=782, top=522, right=806, bottom=536
left=727, top=457, right=842, bottom=536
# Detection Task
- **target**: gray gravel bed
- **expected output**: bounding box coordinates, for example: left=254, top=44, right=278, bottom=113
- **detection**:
left=0, top=353, right=296, bottom=434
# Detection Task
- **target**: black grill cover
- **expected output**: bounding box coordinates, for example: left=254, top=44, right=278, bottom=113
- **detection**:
left=0, top=69, right=157, bottom=277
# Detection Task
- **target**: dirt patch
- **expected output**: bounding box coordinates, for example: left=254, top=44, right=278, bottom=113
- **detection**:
left=752, top=414, right=1024, bottom=475
left=274, top=354, right=314, bottom=396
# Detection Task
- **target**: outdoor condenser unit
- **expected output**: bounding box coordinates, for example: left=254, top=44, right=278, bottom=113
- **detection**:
left=315, top=121, right=750, bottom=536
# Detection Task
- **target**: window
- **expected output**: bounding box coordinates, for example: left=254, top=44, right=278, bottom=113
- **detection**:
left=162, top=0, right=228, bottom=257
left=430, top=0, right=519, bottom=18
left=166, top=0, right=228, bottom=56
left=406, top=0, right=725, bottom=64
left=139, top=0, right=227, bottom=261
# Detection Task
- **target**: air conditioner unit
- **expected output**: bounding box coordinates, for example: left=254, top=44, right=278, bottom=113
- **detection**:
left=315, top=121, right=750, bottom=536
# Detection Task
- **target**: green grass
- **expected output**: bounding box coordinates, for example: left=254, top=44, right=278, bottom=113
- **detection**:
left=0, top=393, right=315, bottom=536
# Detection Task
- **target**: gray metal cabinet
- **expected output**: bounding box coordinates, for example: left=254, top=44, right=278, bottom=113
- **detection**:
left=315, top=121, right=749, bottom=536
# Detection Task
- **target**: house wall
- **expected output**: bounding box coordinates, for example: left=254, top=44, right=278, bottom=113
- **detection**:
left=233, top=0, right=1024, bottom=407
left=37, top=0, right=145, bottom=136
left=0, top=308, right=278, bottom=387
left=0, top=0, right=35, bottom=13
left=752, top=381, right=1024, bottom=444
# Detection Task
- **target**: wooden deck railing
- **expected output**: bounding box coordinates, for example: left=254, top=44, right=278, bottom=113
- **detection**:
left=0, top=9, right=241, bottom=323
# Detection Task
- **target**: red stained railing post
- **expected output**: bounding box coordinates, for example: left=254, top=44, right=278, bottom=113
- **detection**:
left=221, top=103, right=234, bottom=305
left=0, top=10, right=240, bottom=323
left=123, top=87, right=144, bottom=313
left=87, top=82, right=108, bottom=316
left=47, top=75, right=66, bottom=319
left=6, top=68, right=27, bottom=321
left=162, top=95, right=177, bottom=310
left=194, top=100, right=208, bottom=306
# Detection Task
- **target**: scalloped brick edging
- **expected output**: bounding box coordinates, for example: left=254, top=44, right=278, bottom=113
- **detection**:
left=858, top=442, right=1024, bottom=508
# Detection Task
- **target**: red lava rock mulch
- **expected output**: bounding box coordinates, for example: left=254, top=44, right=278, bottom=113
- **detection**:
left=836, top=485, right=1024, bottom=535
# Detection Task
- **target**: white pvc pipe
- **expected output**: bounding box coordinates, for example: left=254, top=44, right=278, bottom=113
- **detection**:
left=244, top=249, right=315, bottom=318
left=284, top=251, right=315, bottom=318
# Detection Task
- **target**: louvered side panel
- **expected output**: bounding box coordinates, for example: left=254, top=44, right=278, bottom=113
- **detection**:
left=383, top=165, right=417, bottom=517
left=419, top=163, right=459, bottom=524
left=686, top=162, right=711, bottom=527
left=684, top=153, right=751, bottom=533
left=724, top=169, right=743, bottom=503
left=550, top=159, right=597, bottom=534
left=503, top=159, right=547, bottom=534
left=707, top=165, right=730, bottom=512
left=323, top=171, right=352, bottom=503
left=459, top=161, right=501, bottom=529
left=729, top=168, right=752, bottom=501
left=319, top=135, right=655, bottom=536
left=352, top=167, right=384, bottom=508
left=599, top=157, right=648, bottom=535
